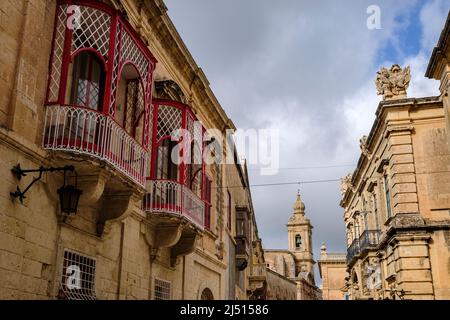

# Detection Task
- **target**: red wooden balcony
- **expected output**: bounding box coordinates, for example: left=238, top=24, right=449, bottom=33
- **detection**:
left=142, top=179, right=205, bottom=228
left=42, top=1, right=156, bottom=187
left=43, top=104, right=148, bottom=186
left=142, top=99, right=207, bottom=230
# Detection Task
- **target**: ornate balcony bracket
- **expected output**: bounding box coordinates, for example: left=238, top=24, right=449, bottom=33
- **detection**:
left=97, top=192, right=140, bottom=236
left=141, top=222, right=185, bottom=262
left=170, top=229, right=199, bottom=267
left=77, top=172, right=108, bottom=207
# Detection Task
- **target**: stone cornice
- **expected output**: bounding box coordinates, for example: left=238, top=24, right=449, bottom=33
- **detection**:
left=377, top=214, right=450, bottom=249
left=344, top=97, right=442, bottom=209
left=141, top=0, right=234, bottom=131
left=426, top=11, right=450, bottom=79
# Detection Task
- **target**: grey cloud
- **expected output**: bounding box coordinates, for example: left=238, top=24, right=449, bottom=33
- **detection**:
left=164, top=0, right=445, bottom=282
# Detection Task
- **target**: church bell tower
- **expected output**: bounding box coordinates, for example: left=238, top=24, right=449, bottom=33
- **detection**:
left=287, top=192, right=316, bottom=284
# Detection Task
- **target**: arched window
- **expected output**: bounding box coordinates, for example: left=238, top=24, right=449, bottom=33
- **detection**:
left=156, top=139, right=179, bottom=181
left=67, top=51, right=106, bottom=110
left=115, top=63, right=145, bottom=144
left=200, top=288, right=214, bottom=300
left=295, top=234, right=302, bottom=249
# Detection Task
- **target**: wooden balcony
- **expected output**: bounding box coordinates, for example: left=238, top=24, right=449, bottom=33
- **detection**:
left=43, top=104, right=148, bottom=187
left=142, top=179, right=205, bottom=229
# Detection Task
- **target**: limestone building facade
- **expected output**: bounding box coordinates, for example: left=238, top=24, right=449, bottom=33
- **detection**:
left=317, top=243, right=347, bottom=300
left=264, top=193, right=321, bottom=300
left=0, top=0, right=267, bottom=300
left=340, top=12, right=450, bottom=300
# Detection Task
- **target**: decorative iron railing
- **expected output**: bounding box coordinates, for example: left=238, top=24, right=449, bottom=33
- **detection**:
left=43, top=105, right=148, bottom=186
left=142, top=179, right=205, bottom=228
left=346, top=238, right=360, bottom=264
left=359, top=230, right=380, bottom=252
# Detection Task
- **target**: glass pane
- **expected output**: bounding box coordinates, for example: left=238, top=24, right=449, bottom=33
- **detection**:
left=88, top=59, right=102, bottom=110
left=71, top=52, right=89, bottom=106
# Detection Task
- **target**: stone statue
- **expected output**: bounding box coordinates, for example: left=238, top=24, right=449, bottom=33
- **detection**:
left=359, top=135, right=371, bottom=159
left=375, top=64, right=411, bottom=100
left=340, top=173, right=353, bottom=197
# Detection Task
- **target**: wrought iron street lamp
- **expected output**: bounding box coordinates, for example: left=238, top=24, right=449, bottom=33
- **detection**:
left=10, top=164, right=82, bottom=215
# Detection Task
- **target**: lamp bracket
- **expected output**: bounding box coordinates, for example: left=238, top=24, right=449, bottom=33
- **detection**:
left=10, top=164, right=75, bottom=204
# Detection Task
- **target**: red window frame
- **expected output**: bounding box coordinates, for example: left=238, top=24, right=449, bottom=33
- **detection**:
left=46, top=0, right=157, bottom=150
left=150, top=99, right=206, bottom=192
left=69, top=51, right=106, bottom=110
left=203, top=176, right=212, bottom=229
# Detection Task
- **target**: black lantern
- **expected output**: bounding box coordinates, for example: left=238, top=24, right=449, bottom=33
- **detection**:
left=10, top=164, right=82, bottom=215
left=57, top=168, right=82, bottom=215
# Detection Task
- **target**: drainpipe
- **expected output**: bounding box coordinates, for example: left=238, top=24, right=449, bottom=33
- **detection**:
left=117, top=221, right=125, bottom=299
left=182, top=256, right=186, bottom=300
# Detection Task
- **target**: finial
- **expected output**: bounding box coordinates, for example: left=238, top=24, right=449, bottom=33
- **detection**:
left=375, top=64, right=411, bottom=100
left=293, top=192, right=305, bottom=214
left=321, top=242, right=327, bottom=252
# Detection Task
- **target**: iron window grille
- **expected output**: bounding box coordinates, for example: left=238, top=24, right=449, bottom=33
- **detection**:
left=59, top=249, right=97, bottom=300
left=154, top=278, right=171, bottom=300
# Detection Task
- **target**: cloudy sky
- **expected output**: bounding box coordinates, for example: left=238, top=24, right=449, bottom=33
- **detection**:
left=164, top=0, right=449, bottom=280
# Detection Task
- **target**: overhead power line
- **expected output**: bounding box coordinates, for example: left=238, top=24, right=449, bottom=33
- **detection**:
left=247, top=164, right=355, bottom=171
left=218, top=178, right=341, bottom=189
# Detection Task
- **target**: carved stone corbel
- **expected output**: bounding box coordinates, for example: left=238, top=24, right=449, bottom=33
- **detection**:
left=96, top=192, right=140, bottom=236
left=141, top=221, right=185, bottom=263
left=170, top=230, right=199, bottom=267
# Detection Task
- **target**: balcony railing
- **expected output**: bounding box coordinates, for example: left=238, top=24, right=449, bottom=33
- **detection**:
left=346, top=238, right=360, bottom=264
left=43, top=105, right=148, bottom=186
left=142, top=179, right=205, bottom=229
left=359, top=230, right=380, bottom=252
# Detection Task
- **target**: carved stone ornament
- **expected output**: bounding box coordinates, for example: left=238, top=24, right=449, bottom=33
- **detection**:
left=359, top=135, right=371, bottom=159
left=340, top=173, right=353, bottom=197
left=391, top=213, right=425, bottom=229
left=375, top=64, right=411, bottom=100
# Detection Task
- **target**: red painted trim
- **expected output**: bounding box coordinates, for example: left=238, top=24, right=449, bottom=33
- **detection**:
left=119, top=17, right=157, bottom=64
left=148, top=100, right=207, bottom=190
left=58, top=11, right=73, bottom=103
left=179, top=107, right=187, bottom=186
left=110, top=21, right=122, bottom=116
left=57, top=0, right=116, bottom=16
left=150, top=103, right=159, bottom=179
left=69, top=50, right=106, bottom=110
left=45, top=4, right=61, bottom=104
left=70, top=48, right=108, bottom=72
left=201, top=126, right=206, bottom=198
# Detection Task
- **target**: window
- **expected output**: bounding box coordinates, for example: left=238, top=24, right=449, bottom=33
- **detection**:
left=68, top=51, right=105, bottom=110
left=236, top=209, right=249, bottom=238
left=115, top=64, right=145, bottom=141
left=227, top=190, right=232, bottom=230
left=154, top=278, right=171, bottom=300
left=383, top=175, right=392, bottom=218
left=200, top=288, right=214, bottom=300
left=156, top=139, right=179, bottom=180
left=204, top=176, right=212, bottom=229
left=59, top=249, right=96, bottom=300
left=373, top=193, right=380, bottom=229
left=295, top=234, right=302, bottom=249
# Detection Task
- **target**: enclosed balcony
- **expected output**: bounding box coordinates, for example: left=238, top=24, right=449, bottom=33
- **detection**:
left=235, top=207, right=251, bottom=270
left=346, top=238, right=360, bottom=264
left=142, top=99, right=207, bottom=230
left=359, top=230, right=380, bottom=252
left=42, top=1, right=156, bottom=187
